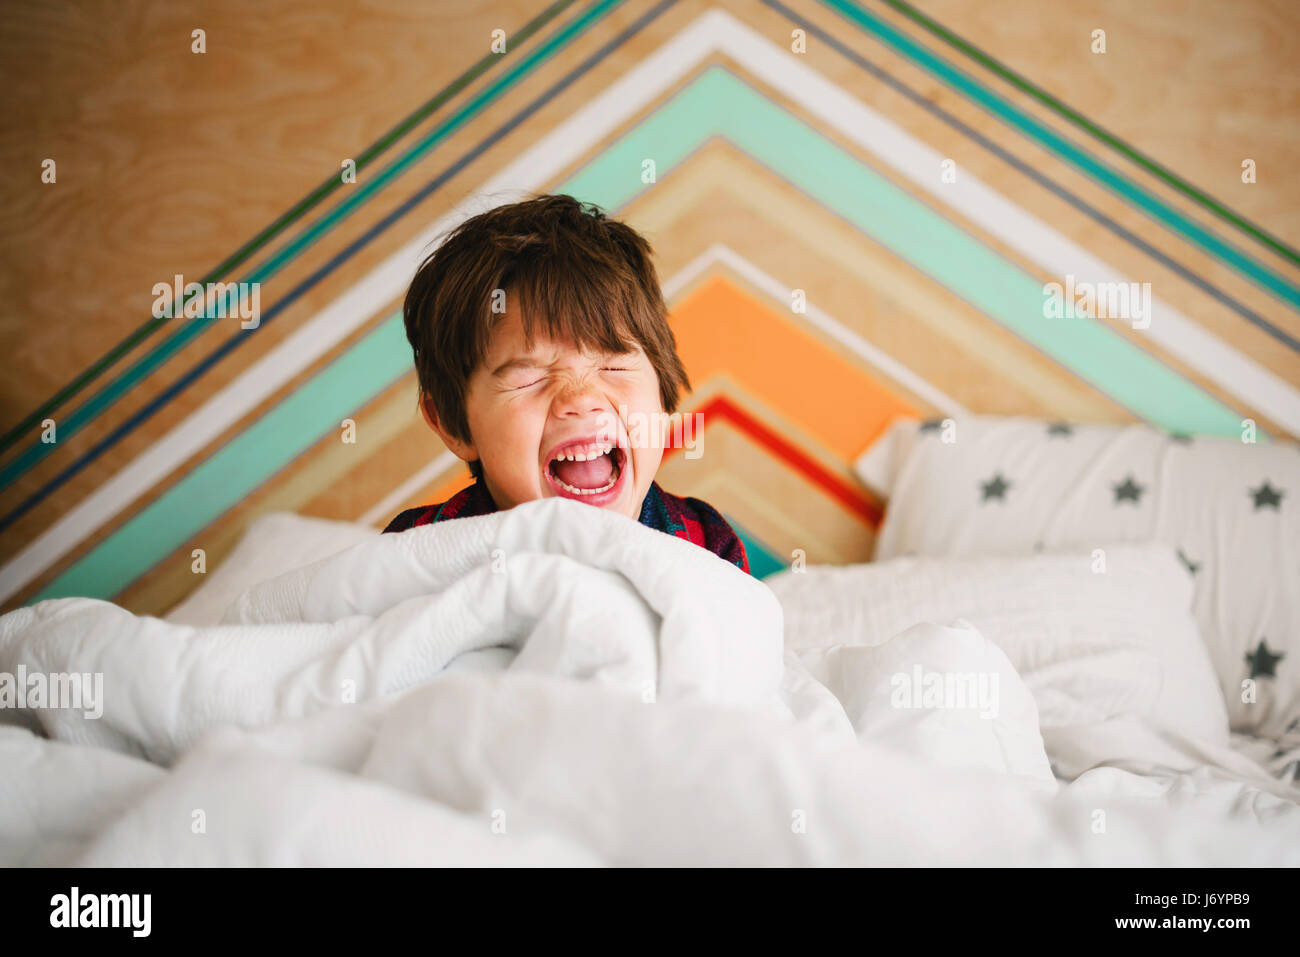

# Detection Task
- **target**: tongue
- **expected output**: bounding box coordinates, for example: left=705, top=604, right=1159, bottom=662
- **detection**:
left=553, top=452, right=615, bottom=489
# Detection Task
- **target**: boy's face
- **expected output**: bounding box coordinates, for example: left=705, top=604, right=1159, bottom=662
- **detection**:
left=424, top=300, right=667, bottom=520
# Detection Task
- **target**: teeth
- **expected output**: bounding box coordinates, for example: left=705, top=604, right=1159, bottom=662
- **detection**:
left=551, top=443, right=615, bottom=464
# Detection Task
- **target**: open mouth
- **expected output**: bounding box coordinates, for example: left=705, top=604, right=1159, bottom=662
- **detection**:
left=544, top=441, right=626, bottom=501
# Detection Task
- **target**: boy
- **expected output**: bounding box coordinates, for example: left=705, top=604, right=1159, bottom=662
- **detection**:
left=382, top=193, right=749, bottom=575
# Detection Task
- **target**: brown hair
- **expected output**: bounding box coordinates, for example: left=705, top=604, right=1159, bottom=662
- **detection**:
left=403, top=193, right=690, bottom=482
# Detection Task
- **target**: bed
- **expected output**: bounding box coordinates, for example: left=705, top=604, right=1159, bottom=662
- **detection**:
left=1, top=414, right=1297, bottom=866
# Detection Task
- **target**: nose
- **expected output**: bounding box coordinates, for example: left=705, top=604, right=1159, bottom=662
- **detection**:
left=551, top=370, right=608, bottom=418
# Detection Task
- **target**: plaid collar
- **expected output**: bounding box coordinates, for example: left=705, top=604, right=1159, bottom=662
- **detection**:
left=430, top=478, right=679, bottom=535
left=387, top=476, right=749, bottom=575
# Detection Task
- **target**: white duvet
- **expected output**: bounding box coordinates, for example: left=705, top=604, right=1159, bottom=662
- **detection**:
left=2, top=497, right=1297, bottom=866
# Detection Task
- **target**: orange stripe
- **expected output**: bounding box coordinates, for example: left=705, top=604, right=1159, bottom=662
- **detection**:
left=671, top=275, right=919, bottom=460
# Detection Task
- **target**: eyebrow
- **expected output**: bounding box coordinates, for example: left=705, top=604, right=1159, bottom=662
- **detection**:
left=490, top=356, right=549, bottom=378
left=490, top=349, right=635, bottom=378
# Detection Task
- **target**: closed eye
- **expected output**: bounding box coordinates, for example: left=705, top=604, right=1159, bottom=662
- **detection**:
left=602, top=367, right=632, bottom=372
left=513, top=377, right=545, bottom=390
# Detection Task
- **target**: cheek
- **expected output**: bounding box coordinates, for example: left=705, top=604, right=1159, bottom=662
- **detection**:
left=470, top=397, right=544, bottom=468
left=631, top=443, right=665, bottom=482
left=626, top=380, right=668, bottom=473
left=623, top=374, right=664, bottom=416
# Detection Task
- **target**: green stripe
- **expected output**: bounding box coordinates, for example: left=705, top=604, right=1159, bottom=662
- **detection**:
left=1, top=0, right=624, bottom=489
left=33, top=313, right=410, bottom=603
left=0, top=0, right=580, bottom=458
left=819, top=0, right=1300, bottom=310
left=34, top=66, right=1245, bottom=602
left=872, top=0, right=1300, bottom=268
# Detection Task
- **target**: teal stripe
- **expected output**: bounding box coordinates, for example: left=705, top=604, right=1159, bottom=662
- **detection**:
left=1, top=0, right=625, bottom=491
left=820, top=0, right=1300, bottom=311
left=33, top=314, right=410, bottom=603
left=729, top=519, right=786, bottom=579
left=35, top=67, right=1246, bottom=602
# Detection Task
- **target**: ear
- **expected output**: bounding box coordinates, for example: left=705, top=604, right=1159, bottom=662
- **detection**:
left=419, top=394, right=480, bottom=465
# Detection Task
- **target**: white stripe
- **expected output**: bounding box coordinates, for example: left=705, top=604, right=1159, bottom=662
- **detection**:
left=358, top=450, right=462, bottom=527
left=5, top=7, right=1293, bottom=602
left=663, top=244, right=965, bottom=415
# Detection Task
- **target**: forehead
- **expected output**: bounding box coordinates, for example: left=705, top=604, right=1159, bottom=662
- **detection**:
left=483, top=305, right=562, bottom=354
left=481, top=298, right=636, bottom=364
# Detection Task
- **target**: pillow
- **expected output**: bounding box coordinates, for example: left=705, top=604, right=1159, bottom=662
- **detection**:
left=855, top=415, right=1299, bottom=737
left=792, top=620, right=1058, bottom=786
left=164, top=512, right=377, bottom=627
left=766, top=544, right=1230, bottom=747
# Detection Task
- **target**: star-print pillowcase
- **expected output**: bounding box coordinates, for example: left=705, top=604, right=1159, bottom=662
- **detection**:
left=856, top=416, right=1300, bottom=738
left=768, top=544, right=1229, bottom=748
